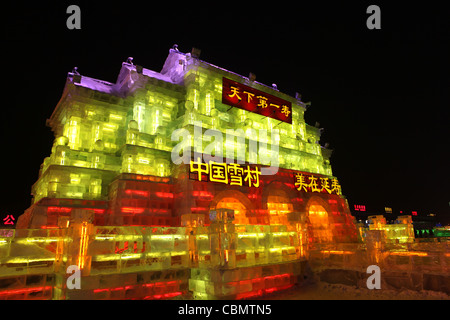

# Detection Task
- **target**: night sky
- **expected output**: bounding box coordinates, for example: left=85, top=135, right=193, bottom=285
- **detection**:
left=2, top=2, right=449, bottom=225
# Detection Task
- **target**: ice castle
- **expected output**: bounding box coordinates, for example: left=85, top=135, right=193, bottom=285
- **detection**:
left=0, top=46, right=448, bottom=300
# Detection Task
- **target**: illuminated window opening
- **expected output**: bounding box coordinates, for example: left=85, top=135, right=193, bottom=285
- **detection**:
left=216, top=197, right=248, bottom=224
left=267, top=195, right=293, bottom=225
left=308, top=202, right=332, bottom=243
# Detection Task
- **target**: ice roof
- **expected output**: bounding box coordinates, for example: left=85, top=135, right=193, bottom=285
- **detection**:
left=141, top=66, right=174, bottom=83
left=67, top=47, right=303, bottom=105
left=69, top=60, right=177, bottom=97
left=74, top=75, right=117, bottom=95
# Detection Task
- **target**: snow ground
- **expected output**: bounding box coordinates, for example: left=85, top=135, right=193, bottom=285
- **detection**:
left=255, top=281, right=450, bottom=300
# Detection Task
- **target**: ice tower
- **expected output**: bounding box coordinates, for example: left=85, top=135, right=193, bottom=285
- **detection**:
left=4, top=47, right=361, bottom=300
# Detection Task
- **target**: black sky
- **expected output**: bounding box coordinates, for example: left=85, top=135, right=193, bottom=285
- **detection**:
left=2, top=2, right=449, bottom=224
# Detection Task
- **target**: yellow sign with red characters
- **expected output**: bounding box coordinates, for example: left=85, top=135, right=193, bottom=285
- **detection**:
left=222, top=77, right=292, bottom=124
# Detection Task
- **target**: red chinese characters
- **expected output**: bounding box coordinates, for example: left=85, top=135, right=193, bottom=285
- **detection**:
left=2, top=215, right=15, bottom=225
left=222, top=77, right=292, bottom=124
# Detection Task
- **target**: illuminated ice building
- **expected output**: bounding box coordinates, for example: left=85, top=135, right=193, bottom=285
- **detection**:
left=1, top=47, right=447, bottom=300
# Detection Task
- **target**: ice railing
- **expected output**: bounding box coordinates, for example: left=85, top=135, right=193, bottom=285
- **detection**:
left=0, top=228, right=65, bottom=278
left=1, top=223, right=307, bottom=277
left=308, top=239, right=450, bottom=275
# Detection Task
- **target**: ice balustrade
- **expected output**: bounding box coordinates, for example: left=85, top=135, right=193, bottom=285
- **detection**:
left=0, top=212, right=309, bottom=300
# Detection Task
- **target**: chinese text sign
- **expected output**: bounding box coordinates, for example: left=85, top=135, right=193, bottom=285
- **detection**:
left=222, top=77, right=292, bottom=124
